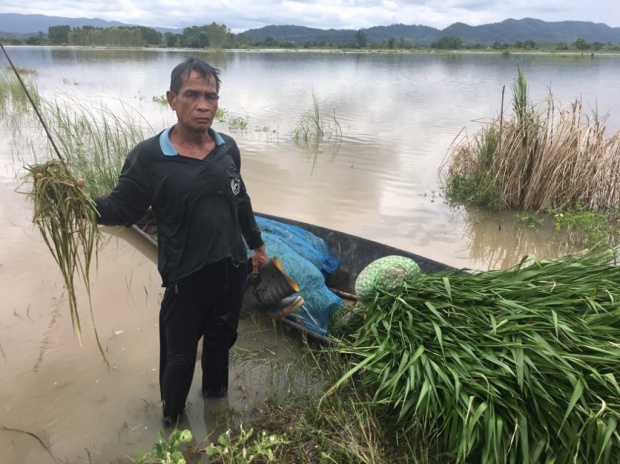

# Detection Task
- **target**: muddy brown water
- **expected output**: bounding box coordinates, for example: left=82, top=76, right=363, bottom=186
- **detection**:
left=1, top=176, right=317, bottom=463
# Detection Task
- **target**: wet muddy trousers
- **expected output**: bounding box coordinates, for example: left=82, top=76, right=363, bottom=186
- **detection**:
left=158, top=259, right=247, bottom=423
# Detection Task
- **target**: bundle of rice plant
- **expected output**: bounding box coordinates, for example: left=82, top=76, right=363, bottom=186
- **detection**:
left=24, top=159, right=105, bottom=361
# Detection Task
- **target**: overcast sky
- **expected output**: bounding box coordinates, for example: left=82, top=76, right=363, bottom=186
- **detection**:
left=1, top=0, right=618, bottom=33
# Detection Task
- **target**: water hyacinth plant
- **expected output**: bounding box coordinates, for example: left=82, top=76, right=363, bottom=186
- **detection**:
left=329, top=248, right=620, bottom=463
left=135, top=428, right=193, bottom=464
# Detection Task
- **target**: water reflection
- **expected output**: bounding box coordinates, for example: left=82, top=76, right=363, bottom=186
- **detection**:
left=460, top=207, right=583, bottom=270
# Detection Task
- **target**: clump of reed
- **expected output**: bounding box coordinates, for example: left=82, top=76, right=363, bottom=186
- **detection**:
left=292, top=89, right=342, bottom=166
left=329, top=248, right=620, bottom=463
left=441, top=67, right=620, bottom=213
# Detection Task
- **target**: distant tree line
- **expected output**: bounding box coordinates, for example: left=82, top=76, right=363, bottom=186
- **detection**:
left=4, top=23, right=618, bottom=53
left=19, top=23, right=237, bottom=48
left=428, top=35, right=613, bottom=52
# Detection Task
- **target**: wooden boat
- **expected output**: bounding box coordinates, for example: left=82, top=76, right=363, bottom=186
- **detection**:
left=131, top=211, right=454, bottom=343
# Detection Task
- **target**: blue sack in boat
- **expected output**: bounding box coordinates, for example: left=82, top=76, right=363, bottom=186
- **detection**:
left=249, top=216, right=343, bottom=336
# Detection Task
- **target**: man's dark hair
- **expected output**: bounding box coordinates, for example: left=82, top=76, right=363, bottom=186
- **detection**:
left=170, top=57, right=221, bottom=94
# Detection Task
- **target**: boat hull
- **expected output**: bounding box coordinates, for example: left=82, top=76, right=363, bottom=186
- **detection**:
left=131, top=212, right=455, bottom=342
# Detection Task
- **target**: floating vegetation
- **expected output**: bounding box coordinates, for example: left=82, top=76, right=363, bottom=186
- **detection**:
left=215, top=106, right=228, bottom=123
left=228, top=115, right=248, bottom=131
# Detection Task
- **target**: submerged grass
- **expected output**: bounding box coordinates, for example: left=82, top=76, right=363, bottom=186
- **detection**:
left=207, top=341, right=431, bottom=464
left=292, top=89, right=343, bottom=169
left=0, top=71, right=41, bottom=129
left=292, top=90, right=342, bottom=143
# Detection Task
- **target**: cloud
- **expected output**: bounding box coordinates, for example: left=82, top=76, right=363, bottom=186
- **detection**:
left=0, top=0, right=618, bottom=32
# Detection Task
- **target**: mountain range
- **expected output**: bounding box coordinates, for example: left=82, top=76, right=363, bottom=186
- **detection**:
left=1, top=13, right=619, bottom=46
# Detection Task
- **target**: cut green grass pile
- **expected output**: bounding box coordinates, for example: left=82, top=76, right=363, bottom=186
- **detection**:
left=330, top=248, right=620, bottom=463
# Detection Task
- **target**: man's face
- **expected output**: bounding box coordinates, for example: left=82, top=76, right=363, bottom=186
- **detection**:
left=166, top=71, right=219, bottom=133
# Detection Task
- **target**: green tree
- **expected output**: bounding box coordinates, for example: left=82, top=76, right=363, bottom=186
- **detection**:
left=134, top=26, right=162, bottom=46
left=432, top=35, right=462, bottom=50
left=180, top=26, right=209, bottom=48
left=69, top=26, right=94, bottom=46
left=573, top=37, right=590, bottom=50
left=263, top=36, right=278, bottom=47
left=26, top=32, right=46, bottom=45
left=164, top=32, right=179, bottom=47
left=205, top=22, right=229, bottom=48
left=48, top=25, right=71, bottom=44
left=355, top=30, right=367, bottom=48
left=233, top=32, right=251, bottom=47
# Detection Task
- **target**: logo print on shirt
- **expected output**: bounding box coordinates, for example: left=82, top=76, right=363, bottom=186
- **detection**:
left=231, top=178, right=241, bottom=196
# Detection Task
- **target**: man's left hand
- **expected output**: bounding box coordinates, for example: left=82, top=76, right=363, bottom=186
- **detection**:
left=251, top=245, right=268, bottom=277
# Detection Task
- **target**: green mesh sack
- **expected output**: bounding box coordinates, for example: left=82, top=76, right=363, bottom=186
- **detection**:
left=355, top=255, right=421, bottom=300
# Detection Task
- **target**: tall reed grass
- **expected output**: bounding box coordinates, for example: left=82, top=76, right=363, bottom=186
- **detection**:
left=440, top=68, right=620, bottom=213
left=0, top=70, right=40, bottom=129
left=39, top=96, right=153, bottom=197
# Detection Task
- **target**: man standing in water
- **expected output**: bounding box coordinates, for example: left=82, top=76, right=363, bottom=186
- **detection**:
left=94, top=57, right=268, bottom=424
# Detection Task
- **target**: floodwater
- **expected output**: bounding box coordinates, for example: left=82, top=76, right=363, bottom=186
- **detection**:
left=1, top=47, right=619, bottom=463
left=0, top=169, right=313, bottom=463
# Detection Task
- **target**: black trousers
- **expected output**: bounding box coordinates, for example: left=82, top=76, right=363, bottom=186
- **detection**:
left=159, top=258, right=247, bottom=422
